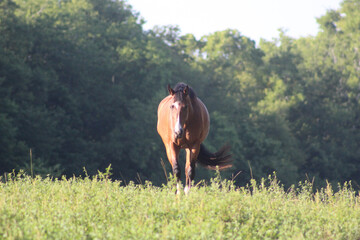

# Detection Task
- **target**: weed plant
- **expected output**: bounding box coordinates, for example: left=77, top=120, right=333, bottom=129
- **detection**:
left=1, top=170, right=360, bottom=239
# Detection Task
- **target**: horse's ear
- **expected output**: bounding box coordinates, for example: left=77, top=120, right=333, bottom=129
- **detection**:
left=167, top=84, right=175, bottom=95
left=183, top=85, right=189, bottom=96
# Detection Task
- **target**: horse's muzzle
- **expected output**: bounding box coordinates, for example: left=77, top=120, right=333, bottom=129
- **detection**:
left=174, top=129, right=184, bottom=139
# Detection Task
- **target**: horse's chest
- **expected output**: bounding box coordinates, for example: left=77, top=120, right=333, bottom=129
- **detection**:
left=185, top=128, right=197, bottom=141
left=174, top=128, right=201, bottom=148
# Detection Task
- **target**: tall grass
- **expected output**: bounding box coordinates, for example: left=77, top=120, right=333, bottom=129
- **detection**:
left=1, top=171, right=360, bottom=239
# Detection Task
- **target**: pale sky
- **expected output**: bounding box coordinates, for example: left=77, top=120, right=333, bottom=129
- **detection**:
left=127, top=0, right=342, bottom=43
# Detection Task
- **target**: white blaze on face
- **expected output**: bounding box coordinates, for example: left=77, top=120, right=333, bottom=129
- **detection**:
left=173, top=101, right=180, bottom=110
left=174, top=115, right=182, bottom=133
left=173, top=102, right=182, bottom=134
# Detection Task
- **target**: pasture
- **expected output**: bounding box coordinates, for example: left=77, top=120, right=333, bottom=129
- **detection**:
left=1, top=171, right=360, bottom=239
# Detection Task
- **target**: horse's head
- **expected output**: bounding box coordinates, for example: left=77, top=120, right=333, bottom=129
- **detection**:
left=168, top=84, right=191, bottom=140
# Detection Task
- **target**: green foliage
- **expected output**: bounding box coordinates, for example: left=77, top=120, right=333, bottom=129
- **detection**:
left=1, top=174, right=360, bottom=239
left=1, top=0, right=360, bottom=188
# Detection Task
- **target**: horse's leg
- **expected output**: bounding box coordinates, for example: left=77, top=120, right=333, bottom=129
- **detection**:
left=166, top=142, right=181, bottom=194
left=184, top=144, right=200, bottom=194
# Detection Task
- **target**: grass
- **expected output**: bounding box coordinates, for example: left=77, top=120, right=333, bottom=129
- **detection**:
left=1, top=170, right=360, bottom=239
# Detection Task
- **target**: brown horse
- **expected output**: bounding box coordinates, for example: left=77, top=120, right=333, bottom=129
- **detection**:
left=157, top=82, right=232, bottom=194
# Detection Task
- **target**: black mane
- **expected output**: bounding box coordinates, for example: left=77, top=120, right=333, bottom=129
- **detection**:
left=173, top=82, right=196, bottom=101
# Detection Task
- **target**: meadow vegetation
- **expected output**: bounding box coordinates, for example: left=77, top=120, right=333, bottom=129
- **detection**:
left=2, top=1, right=360, bottom=238
left=1, top=170, right=360, bottom=239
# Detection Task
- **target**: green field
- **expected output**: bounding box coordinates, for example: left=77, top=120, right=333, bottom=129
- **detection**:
left=1, top=171, right=360, bottom=240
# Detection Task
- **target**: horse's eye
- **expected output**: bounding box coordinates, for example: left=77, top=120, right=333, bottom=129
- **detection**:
left=170, top=105, right=174, bottom=109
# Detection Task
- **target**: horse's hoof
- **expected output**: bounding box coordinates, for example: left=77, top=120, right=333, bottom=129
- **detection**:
left=184, top=186, right=190, bottom=195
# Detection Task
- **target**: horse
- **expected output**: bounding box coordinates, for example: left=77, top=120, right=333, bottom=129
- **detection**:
left=157, top=82, right=232, bottom=194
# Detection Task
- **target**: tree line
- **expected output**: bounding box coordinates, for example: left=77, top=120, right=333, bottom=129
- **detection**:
left=1, top=0, right=360, bottom=187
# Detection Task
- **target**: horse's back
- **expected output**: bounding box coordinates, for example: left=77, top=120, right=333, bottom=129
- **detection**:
left=192, top=97, right=210, bottom=143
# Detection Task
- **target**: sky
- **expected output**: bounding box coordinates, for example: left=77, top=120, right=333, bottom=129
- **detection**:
left=127, top=0, right=342, bottom=43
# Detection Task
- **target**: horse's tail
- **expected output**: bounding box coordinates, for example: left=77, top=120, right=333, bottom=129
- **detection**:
left=197, top=144, right=232, bottom=170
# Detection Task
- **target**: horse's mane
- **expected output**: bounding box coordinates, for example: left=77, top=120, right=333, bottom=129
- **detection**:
left=173, top=82, right=196, bottom=101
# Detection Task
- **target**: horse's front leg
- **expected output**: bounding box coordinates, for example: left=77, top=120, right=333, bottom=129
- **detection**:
left=184, top=144, right=200, bottom=194
left=166, top=142, right=181, bottom=194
